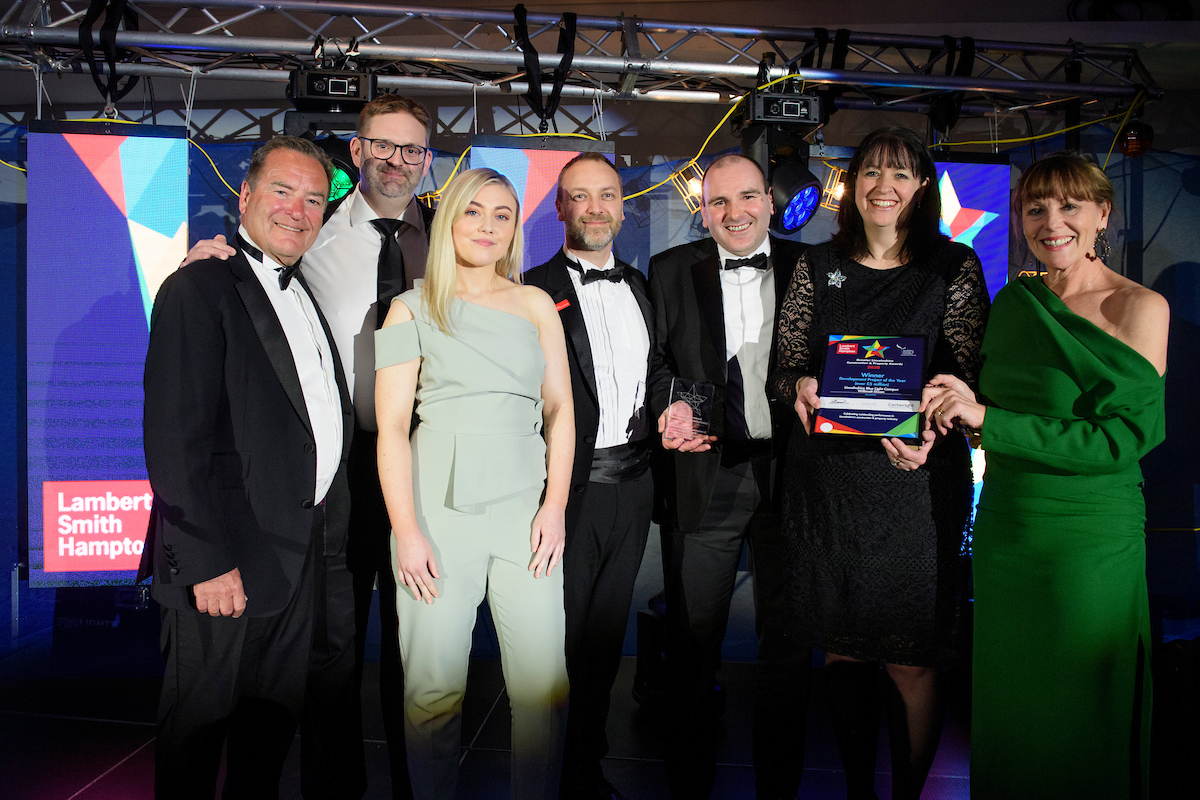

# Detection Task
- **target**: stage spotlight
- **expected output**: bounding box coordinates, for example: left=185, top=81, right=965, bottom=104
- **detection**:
left=771, top=161, right=822, bottom=233
left=282, top=111, right=362, bottom=204
left=737, top=71, right=824, bottom=235
left=312, top=134, right=358, bottom=203
left=821, top=165, right=847, bottom=211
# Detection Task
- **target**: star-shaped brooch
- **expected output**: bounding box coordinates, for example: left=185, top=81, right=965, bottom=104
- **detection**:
left=827, top=269, right=846, bottom=288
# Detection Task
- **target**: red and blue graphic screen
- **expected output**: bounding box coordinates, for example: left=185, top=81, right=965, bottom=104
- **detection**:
left=26, top=122, right=188, bottom=587
left=469, top=136, right=616, bottom=271
left=933, top=160, right=1010, bottom=300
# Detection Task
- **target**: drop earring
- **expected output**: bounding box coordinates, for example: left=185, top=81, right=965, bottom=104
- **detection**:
left=1093, top=228, right=1110, bottom=261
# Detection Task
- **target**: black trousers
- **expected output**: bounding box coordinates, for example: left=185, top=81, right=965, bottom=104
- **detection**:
left=156, top=528, right=356, bottom=799
left=345, top=429, right=412, bottom=800
left=661, top=457, right=812, bottom=800
left=561, top=471, right=655, bottom=796
left=301, top=553, right=366, bottom=799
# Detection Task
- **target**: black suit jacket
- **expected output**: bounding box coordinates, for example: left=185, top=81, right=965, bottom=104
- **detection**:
left=139, top=250, right=354, bottom=617
left=523, top=251, right=657, bottom=534
left=647, top=235, right=806, bottom=532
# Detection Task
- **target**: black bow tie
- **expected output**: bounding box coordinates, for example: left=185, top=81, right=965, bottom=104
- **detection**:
left=238, top=234, right=301, bottom=289
left=723, top=253, right=769, bottom=271
left=276, top=262, right=301, bottom=290
left=571, top=261, right=627, bottom=285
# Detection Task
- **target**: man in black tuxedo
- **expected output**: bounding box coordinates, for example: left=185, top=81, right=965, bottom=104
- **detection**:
left=181, top=94, right=434, bottom=799
left=523, top=152, right=656, bottom=800
left=141, top=136, right=354, bottom=799
left=647, top=153, right=812, bottom=800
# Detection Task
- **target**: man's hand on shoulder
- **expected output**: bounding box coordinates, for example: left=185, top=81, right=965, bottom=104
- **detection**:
left=181, top=234, right=237, bottom=268
left=192, top=567, right=247, bottom=618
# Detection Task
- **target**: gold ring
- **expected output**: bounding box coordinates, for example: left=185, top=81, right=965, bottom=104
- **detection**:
left=935, top=409, right=944, bottom=416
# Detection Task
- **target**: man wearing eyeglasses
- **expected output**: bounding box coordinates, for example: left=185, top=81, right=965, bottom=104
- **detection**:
left=183, top=94, right=434, bottom=800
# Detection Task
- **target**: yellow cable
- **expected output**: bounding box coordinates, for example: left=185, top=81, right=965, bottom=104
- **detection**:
left=188, top=138, right=240, bottom=197
left=509, top=132, right=599, bottom=141
left=623, top=99, right=746, bottom=201
left=932, top=110, right=1127, bottom=148
left=622, top=72, right=809, bottom=202
left=1, top=117, right=138, bottom=173
left=426, top=146, right=473, bottom=199
left=429, top=133, right=599, bottom=197
left=1102, top=92, right=1145, bottom=170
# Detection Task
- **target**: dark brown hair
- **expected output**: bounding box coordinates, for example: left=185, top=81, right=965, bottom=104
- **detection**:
left=831, top=126, right=945, bottom=263
left=245, top=135, right=333, bottom=191
left=1013, top=151, right=1113, bottom=212
left=358, top=94, right=432, bottom=142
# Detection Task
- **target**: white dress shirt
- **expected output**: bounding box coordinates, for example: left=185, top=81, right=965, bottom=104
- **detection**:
left=716, top=238, right=775, bottom=440
left=564, top=249, right=651, bottom=448
left=303, top=186, right=428, bottom=431
left=240, top=226, right=343, bottom=502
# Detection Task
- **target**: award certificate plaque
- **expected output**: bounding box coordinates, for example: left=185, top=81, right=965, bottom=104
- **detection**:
left=813, top=335, right=925, bottom=440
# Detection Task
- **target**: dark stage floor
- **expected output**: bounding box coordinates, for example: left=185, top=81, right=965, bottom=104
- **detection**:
left=2, top=528, right=1196, bottom=799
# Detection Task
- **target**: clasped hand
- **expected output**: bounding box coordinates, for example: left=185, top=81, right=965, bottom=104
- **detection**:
left=921, top=374, right=986, bottom=434
left=657, top=402, right=716, bottom=452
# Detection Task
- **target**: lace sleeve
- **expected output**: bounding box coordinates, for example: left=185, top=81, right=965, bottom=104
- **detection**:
left=941, top=248, right=991, bottom=389
left=770, top=249, right=818, bottom=404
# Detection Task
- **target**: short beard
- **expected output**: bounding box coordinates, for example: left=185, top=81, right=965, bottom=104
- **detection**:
left=362, top=159, right=420, bottom=200
left=566, top=216, right=620, bottom=251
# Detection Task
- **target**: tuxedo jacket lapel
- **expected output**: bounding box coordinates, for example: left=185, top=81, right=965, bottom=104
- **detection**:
left=690, top=250, right=728, bottom=383
left=231, top=252, right=314, bottom=436
left=628, top=266, right=654, bottom=343
left=296, top=272, right=355, bottom=461
left=543, top=253, right=599, bottom=408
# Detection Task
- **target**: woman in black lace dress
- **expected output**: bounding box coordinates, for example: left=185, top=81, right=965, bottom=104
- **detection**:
left=769, top=127, right=989, bottom=799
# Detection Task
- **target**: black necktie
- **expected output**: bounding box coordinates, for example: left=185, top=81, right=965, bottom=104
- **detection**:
left=372, top=218, right=406, bottom=328
left=571, top=261, right=627, bottom=285
left=237, top=234, right=300, bottom=290
left=723, top=253, right=769, bottom=271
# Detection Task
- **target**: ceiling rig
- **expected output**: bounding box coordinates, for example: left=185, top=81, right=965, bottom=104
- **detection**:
left=0, top=0, right=1161, bottom=125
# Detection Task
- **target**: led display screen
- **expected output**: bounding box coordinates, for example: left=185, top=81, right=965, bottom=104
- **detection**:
left=26, top=121, right=188, bottom=587
left=469, top=135, right=616, bottom=271
left=933, top=159, right=1011, bottom=300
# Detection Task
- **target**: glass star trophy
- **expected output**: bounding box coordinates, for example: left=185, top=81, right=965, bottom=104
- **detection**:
left=665, top=377, right=715, bottom=440
left=813, top=335, right=925, bottom=440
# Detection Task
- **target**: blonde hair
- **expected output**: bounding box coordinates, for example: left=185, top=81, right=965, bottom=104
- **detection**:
left=422, top=168, right=524, bottom=334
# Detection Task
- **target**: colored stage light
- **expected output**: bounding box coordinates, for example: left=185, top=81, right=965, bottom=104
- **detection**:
left=1117, top=121, right=1154, bottom=158
left=771, top=161, right=821, bottom=233
left=311, top=135, right=357, bottom=203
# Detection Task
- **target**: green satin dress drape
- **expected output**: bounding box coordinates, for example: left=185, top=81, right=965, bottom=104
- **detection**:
left=971, top=276, right=1165, bottom=800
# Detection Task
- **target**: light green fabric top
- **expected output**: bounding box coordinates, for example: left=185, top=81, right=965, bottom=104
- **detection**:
left=375, top=290, right=547, bottom=514
left=978, top=276, right=1165, bottom=498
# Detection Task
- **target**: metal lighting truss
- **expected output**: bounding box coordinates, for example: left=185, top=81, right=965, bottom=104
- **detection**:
left=0, top=0, right=1162, bottom=125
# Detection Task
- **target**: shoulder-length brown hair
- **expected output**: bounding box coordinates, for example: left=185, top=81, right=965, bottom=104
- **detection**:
left=830, top=126, right=946, bottom=263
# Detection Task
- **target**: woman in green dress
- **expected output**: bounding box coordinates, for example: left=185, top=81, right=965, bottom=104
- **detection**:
left=374, top=168, right=575, bottom=800
left=924, top=153, right=1169, bottom=799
